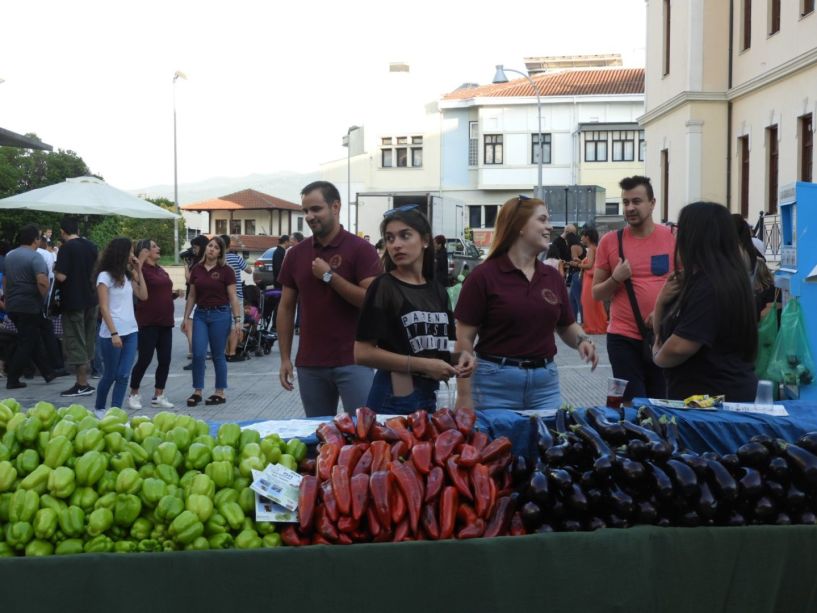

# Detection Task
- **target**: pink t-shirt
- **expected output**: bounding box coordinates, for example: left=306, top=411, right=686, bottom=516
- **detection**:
left=595, top=224, right=676, bottom=340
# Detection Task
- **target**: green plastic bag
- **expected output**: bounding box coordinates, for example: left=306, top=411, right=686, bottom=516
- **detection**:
left=446, top=275, right=464, bottom=310
left=766, top=298, right=815, bottom=387
left=755, top=305, right=779, bottom=378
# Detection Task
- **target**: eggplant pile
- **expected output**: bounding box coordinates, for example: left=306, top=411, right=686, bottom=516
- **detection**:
left=512, top=406, right=817, bottom=532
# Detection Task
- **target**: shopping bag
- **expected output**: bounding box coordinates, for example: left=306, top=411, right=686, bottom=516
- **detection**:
left=447, top=275, right=464, bottom=310
left=755, top=303, right=779, bottom=378
left=766, top=298, right=815, bottom=387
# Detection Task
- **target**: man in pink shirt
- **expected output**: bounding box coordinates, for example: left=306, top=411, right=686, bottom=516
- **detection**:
left=593, top=176, right=675, bottom=402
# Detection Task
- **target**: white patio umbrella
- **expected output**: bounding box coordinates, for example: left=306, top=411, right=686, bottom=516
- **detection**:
left=0, top=176, right=177, bottom=219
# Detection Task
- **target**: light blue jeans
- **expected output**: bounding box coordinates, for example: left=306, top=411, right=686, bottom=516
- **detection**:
left=192, top=306, right=231, bottom=390
left=95, top=332, right=138, bottom=411
left=366, top=369, right=438, bottom=415
left=472, top=358, right=561, bottom=411
left=297, top=365, right=374, bottom=417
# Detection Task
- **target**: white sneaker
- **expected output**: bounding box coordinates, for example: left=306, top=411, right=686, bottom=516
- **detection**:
left=151, top=395, right=174, bottom=409
left=127, top=394, right=143, bottom=410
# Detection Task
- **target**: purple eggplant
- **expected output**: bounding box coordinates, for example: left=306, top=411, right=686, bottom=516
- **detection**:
left=786, top=483, right=807, bottom=511
left=586, top=408, right=627, bottom=445
left=766, top=456, right=790, bottom=484
left=737, top=467, right=763, bottom=499
left=796, top=510, right=817, bottom=524
left=724, top=511, right=746, bottom=526
left=616, top=457, right=647, bottom=484
left=627, top=439, right=650, bottom=461
left=753, top=496, right=776, bottom=520
left=606, top=514, right=629, bottom=529
left=548, top=468, right=573, bottom=492
left=720, top=453, right=741, bottom=474
left=775, top=512, right=792, bottom=525
left=779, top=442, right=817, bottom=485
left=526, top=471, right=550, bottom=507
left=585, top=516, right=607, bottom=531
left=736, top=441, right=771, bottom=470
left=764, top=479, right=786, bottom=500
left=665, top=459, right=699, bottom=498
left=646, top=461, right=675, bottom=501
left=606, top=481, right=634, bottom=517
left=705, top=459, right=739, bottom=501
left=565, top=483, right=589, bottom=513
left=535, top=523, right=555, bottom=533
left=559, top=519, right=583, bottom=532
left=554, top=408, right=569, bottom=434
left=635, top=500, right=658, bottom=524
left=520, top=501, right=544, bottom=531
left=796, top=432, right=817, bottom=455
left=637, top=406, right=666, bottom=437
left=695, top=482, right=718, bottom=518
left=677, top=509, right=701, bottom=527
left=678, top=453, right=708, bottom=478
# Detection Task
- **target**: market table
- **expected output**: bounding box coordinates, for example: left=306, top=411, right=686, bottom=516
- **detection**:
left=3, top=525, right=817, bottom=613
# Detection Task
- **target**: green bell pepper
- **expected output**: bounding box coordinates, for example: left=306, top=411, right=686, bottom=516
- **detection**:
left=138, top=463, right=156, bottom=479
left=0, top=441, right=10, bottom=462
left=76, top=415, right=99, bottom=433
left=133, top=421, right=156, bottom=443
left=153, top=411, right=177, bottom=433
left=239, top=456, right=265, bottom=478
left=0, top=402, right=16, bottom=430
left=30, top=401, right=57, bottom=427
left=15, top=415, right=43, bottom=445
left=94, top=492, right=117, bottom=511
left=205, top=512, right=228, bottom=536
left=51, top=419, right=78, bottom=441
left=166, top=426, right=192, bottom=451
left=233, top=476, right=250, bottom=490
left=33, top=507, right=59, bottom=540
left=213, top=488, right=239, bottom=508
left=5, top=411, right=26, bottom=435
left=47, top=466, right=75, bottom=499
left=130, top=517, right=153, bottom=541
left=84, top=534, right=114, bottom=553
left=193, top=434, right=215, bottom=450
left=39, top=494, right=67, bottom=514
left=185, top=443, right=212, bottom=470
left=155, top=463, right=180, bottom=486
left=62, top=404, right=89, bottom=422
left=70, top=486, right=98, bottom=513
left=36, top=431, right=51, bottom=458
left=125, top=441, right=149, bottom=466
left=0, top=492, right=12, bottom=521
left=217, top=423, right=241, bottom=449
left=235, top=528, right=263, bottom=549
left=263, top=533, right=282, bottom=548
left=20, top=464, right=52, bottom=495
left=238, top=487, right=255, bottom=514
left=115, top=468, right=142, bottom=495
left=155, top=494, right=184, bottom=523
left=175, top=414, right=197, bottom=434
left=104, top=431, right=125, bottom=454
left=113, top=494, right=142, bottom=527
left=260, top=439, right=282, bottom=465
left=74, top=427, right=105, bottom=454
left=2, top=432, right=21, bottom=461
left=87, top=507, right=113, bottom=536
left=55, top=538, right=85, bottom=555
left=58, top=505, right=85, bottom=538
left=75, top=451, right=107, bottom=486
left=96, top=470, right=117, bottom=495
left=205, top=461, right=234, bottom=488
left=0, top=542, right=15, bottom=556
left=184, top=535, right=210, bottom=551
left=194, top=419, right=209, bottom=438
left=140, top=478, right=168, bottom=507
left=0, top=460, right=17, bottom=492
left=179, top=469, right=200, bottom=491
left=153, top=442, right=183, bottom=469
left=138, top=538, right=161, bottom=552
left=188, top=474, right=215, bottom=499
left=211, top=445, right=236, bottom=463
left=110, top=451, right=135, bottom=473
left=185, top=494, right=214, bottom=522
left=44, top=435, right=73, bottom=469
left=98, top=416, right=126, bottom=436
left=238, top=428, right=260, bottom=451
left=16, top=448, right=40, bottom=476
left=208, top=532, right=234, bottom=549
left=218, top=501, right=245, bottom=531
left=278, top=454, right=298, bottom=472
left=239, top=442, right=262, bottom=461
left=286, top=438, right=307, bottom=463
left=169, top=510, right=204, bottom=545
left=6, top=521, right=34, bottom=550
left=10, top=489, right=39, bottom=523
left=114, top=539, right=137, bottom=553
left=140, top=435, right=164, bottom=459
left=25, top=538, right=54, bottom=556
left=256, top=521, right=276, bottom=536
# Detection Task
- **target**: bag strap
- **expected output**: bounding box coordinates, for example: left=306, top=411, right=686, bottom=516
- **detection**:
left=617, top=229, right=651, bottom=339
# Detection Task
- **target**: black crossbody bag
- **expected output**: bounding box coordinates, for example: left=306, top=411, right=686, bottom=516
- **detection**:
left=617, top=229, right=655, bottom=362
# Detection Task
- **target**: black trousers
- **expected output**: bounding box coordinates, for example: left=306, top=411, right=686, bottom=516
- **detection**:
left=606, top=333, right=667, bottom=401
left=129, top=326, right=173, bottom=391
left=7, top=312, right=54, bottom=383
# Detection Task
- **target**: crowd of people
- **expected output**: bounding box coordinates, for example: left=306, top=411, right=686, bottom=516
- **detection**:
left=0, top=174, right=771, bottom=418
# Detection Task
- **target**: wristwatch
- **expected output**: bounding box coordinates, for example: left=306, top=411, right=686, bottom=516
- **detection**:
left=322, top=271, right=334, bottom=284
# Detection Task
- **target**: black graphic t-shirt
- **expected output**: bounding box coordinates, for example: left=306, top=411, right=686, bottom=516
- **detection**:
left=356, top=273, right=456, bottom=361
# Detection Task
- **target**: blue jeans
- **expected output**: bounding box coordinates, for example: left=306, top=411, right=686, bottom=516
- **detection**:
left=366, top=369, right=438, bottom=415
left=471, top=358, right=561, bottom=411
left=192, top=306, right=231, bottom=390
left=95, top=332, right=138, bottom=411
left=297, top=365, right=374, bottom=417
left=569, top=270, right=582, bottom=322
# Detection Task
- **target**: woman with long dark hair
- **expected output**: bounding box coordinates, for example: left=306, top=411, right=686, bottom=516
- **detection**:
left=732, top=214, right=775, bottom=318
left=454, top=195, right=598, bottom=412
left=653, top=202, right=758, bottom=401
left=354, top=206, right=471, bottom=413
left=95, top=237, right=147, bottom=415
left=575, top=226, right=608, bottom=334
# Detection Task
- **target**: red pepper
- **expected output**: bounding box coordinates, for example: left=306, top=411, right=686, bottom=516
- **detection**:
left=509, top=512, right=526, bottom=536
left=355, top=407, right=377, bottom=440
left=392, top=462, right=422, bottom=534
left=316, top=422, right=345, bottom=446
left=337, top=533, right=353, bottom=545
left=446, top=456, right=473, bottom=501
left=350, top=473, right=369, bottom=521
left=393, top=517, right=410, bottom=542
left=352, top=447, right=373, bottom=476
left=439, top=486, right=458, bottom=539
left=483, top=496, right=513, bottom=538
left=337, top=515, right=359, bottom=533
left=299, top=458, right=317, bottom=475
left=454, top=407, right=477, bottom=436
left=369, top=471, right=392, bottom=530
left=316, top=507, right=339, bottom=542
left=479, top=437, right=512, bottom=464
left=390, top=476, right=407, bottom=525
left=489, top=475, right=498, bottom=514
left=408, top=410, right=430, bottom=440
left=386, top=417, right=414, bottom=450
left=331, top=465, right=352, bottom=516
left=457, top=519, right=485, bottom=539
left=373, top=529, right=393, bottom=543
left=369, top=441, right=391, bottom=473
left=317, top=443, right=341, bottom=482
left=431, top=408, right=457, bottom=432
left=312, top=533, right=332, bottom=546
left=421, top=503, right=440, bottom=540
left=424, top=465, right=445, bottom=502
left=410, top=441, right=433, bottom=474
left=391, top=440, right=409, bottom=462
left=351, top=529, right=369, bottom=542
left=457, top=503, right=479, bottom=525
left=366, top=506, right=381, bottom=537
left=456, top=444, right=480, bottom=468
left=469, top=431, right=490, bottom=453
left=338, top=444, right=364, bottom=472
left=281, top=525, right=303, bottom=547
left=321, top=479, right=339, bottom=522
left=434, top=429, right=465, bottom=466
left=471, top=463, right=492, bottom=519
left=370, top=424, right=401, bottom=443
left=298, top=475, right=319, bottom=532
left=333, top=413, right=357, bottom=437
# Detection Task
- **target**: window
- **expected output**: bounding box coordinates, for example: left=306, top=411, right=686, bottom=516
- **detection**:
left=804, top=0, right=815, bottom=16
left=767, top=125, right=778, bottom=214
left=531, top=133, right=552, bottom=164
left=584, top=131, right=608, bottom=162
left=297, top=217, right=304, bottom=232
left=186, top=228, right=199, bottom=240
left=612, top=131, right=636, bottom=162
left=381, top=135, right=422, bottom=168
left=396, top=137, right=407, bottom=145
left=484, top=134, right=503, bottom=165
left=215, top=219, right=227, bottom=235
left=661, top=149, right=669, bottom=222
left=469, top=205, right=482, bottom=229
left=739, top=135, right=750, bottom=218
left=742, top=0, right=752, bottom=49
left=468, top=122, right=479, bottom=166
left=411, top=147, right=423, bottom=167
left=381, top=137, right=393, bottom=146
left=663, top=0, right=671, bottom=75
left=639, top=130, right=646, bottom=161
left=244, top=219, right=256, bottom=235
left=412, top=136, right=423, bottom=144
left=230, top=220, right=241, bottom=235
left=484, top=205, right=498, bottom=228
left=396, top=148, right=408, bottom=167
left=382, top=149, right=393, bottom=168
left=769, top=0, right=781, bottom=34
left=801, top=114, right=814, bottom=182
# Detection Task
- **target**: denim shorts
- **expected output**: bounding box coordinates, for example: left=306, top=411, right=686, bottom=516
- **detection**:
left=366, top=369, right=438, bottom=415
left=471, top=358, right=561, bottom=411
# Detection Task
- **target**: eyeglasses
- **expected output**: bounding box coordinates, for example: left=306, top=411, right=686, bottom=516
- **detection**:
left=383, top=204, right=420, bottom=218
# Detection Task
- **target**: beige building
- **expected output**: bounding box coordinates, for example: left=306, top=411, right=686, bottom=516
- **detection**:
left=641, top=0, right=817, bottom=229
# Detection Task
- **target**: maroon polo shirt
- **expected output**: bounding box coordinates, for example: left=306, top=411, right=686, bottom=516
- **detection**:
left=189, top=263, right=236, bottom=308
left=135, top=263, right=175, bottom=327
left=455, top=253, right=574, bottom=359
left=278, top=228, right=382, bottom=367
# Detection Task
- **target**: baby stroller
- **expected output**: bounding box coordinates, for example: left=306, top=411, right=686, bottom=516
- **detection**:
left=237, top=286, right=277, bottom=358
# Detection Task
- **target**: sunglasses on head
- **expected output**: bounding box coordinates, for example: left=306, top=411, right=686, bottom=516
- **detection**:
left=383, top=204, right=420, bottom=218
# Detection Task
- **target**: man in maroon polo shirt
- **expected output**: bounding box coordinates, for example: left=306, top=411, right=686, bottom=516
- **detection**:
left=277, top=181, right=382, bottom=416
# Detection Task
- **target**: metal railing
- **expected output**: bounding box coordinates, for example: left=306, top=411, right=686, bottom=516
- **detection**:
left=754, top=212, right=781, bottom=266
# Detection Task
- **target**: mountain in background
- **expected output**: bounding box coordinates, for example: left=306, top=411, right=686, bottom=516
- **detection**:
left=128, top=170, right=318, bottom=205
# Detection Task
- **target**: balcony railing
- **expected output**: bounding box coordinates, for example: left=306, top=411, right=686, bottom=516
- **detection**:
left=754, top=212, right=781, bottom=266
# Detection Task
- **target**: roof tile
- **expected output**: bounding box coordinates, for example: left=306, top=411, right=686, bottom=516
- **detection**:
left=182, top=188, right=301, bottom=212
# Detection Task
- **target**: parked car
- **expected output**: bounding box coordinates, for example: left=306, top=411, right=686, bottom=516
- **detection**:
left=252, top=247, right=277, bottom=288
left=446, top=238, right=484, bottom=284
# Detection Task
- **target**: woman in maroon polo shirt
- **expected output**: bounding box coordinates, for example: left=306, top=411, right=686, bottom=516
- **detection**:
left=180, top=237, right=242, bottom=407
left=454, top=195, right=599, bottom=412
left=127, top=239, right=178, bottom=410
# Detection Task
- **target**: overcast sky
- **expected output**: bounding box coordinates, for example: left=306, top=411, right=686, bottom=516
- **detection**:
left=1, top=0, right=646, bottom=191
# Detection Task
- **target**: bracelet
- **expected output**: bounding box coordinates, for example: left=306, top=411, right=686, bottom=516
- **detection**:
left=576, top=333, right=593, bottom=347
left=111, top=332, right=119, bottom=336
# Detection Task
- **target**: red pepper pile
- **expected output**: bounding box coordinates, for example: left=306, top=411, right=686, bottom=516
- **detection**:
left=281, top=407, right=523, bottom=545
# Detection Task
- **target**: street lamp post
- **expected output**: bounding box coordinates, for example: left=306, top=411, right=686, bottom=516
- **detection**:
left=172, top=70, right=187, bottom=264
left=493, top=65, right=544, bottom=200
left=343, top=125, right=360, bottom=233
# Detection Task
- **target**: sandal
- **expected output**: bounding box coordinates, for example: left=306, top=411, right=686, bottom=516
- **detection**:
left=187, top=393, right=202, bottom=407
left=205, top=394, right=226, bottom=405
